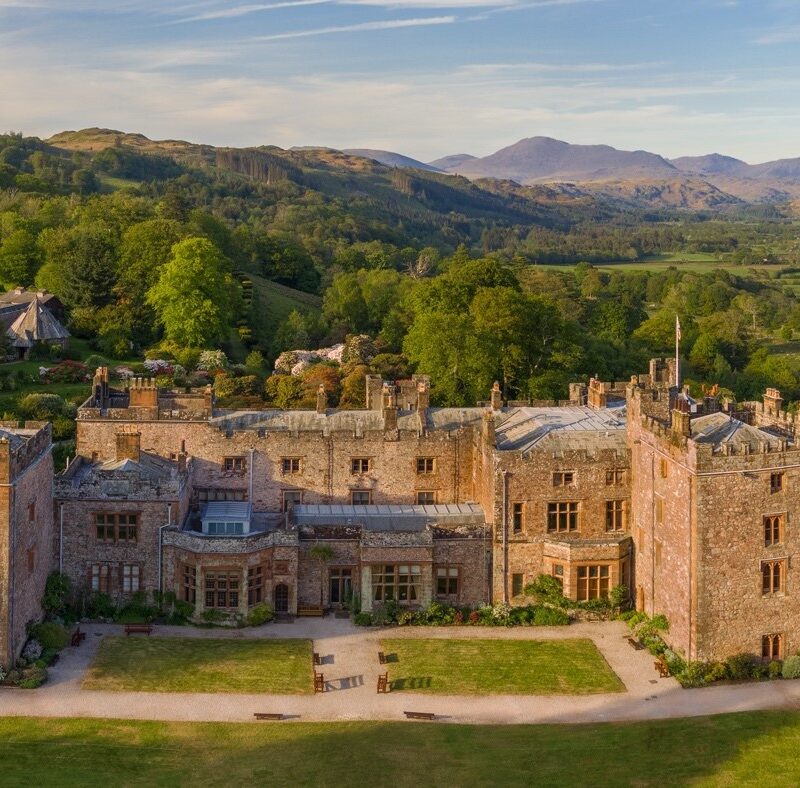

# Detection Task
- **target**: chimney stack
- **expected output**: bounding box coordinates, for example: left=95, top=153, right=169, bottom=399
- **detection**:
left=316, top=384, right=328, bottom=414
left=416, top=380, right=430, bottom=412
left=115, top=431, right=141, bottom=462
left=764, top=388, right=783, bottom=417
left=490, top=382, right=502, bottom=411
left=671, top=409, right=691, bottom=438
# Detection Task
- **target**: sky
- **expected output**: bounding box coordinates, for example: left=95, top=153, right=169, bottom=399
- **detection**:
left=1, top=0, right=800, bottom=163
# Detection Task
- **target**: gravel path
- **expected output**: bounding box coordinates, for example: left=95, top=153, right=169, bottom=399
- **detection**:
left=1, top=619, right=798, bottom=726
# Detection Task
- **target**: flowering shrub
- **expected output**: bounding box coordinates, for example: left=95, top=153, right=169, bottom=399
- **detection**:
left=114, top=366, right=135, bottom=379
left=143, top=359, right=173, bottom=376
left=197, top=350, right=228, bottom=372
left=42, top=360, right=89, bottom=384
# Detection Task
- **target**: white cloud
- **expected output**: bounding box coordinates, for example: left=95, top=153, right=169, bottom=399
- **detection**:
left=251, top=15, right=455, bottom=40
left=169, top=0, right=333, bottom=24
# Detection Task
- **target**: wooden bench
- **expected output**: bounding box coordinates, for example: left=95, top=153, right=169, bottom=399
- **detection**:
left=377, top=672, right=389, bottom=694
left=627, top=636, right=644, bottom=651
left=314, top=673, right=325, bottom=693
left=655, top=656, right=671, bottom=678
left=253, top=713, right=285, bottom=721
left=404, top=711, right=435, bottom=721
left=313, top=652, right=321, bottom=666
left=378, top=651, right=387, bottom=664
left=70, top=627, right=87, bottom=647
left=297, top=607, right=324, bottom=617
left=124, top=623, right=153, bottom=636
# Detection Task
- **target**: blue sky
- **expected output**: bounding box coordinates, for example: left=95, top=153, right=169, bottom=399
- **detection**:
left=1, top=0, right=800, bottom=162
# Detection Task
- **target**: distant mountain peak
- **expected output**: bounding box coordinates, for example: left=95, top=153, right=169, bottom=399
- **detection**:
left=341, top=148, right=441, bottom=172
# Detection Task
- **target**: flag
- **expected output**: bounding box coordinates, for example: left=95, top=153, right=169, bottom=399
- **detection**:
left=676, top=315, right=682, bottom=342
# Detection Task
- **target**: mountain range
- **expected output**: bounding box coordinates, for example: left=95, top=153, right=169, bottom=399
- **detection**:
left=341, top=136, right=800, bottom=207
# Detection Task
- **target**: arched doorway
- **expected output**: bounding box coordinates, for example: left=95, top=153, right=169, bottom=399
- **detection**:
left=274, top=583, right=289, bottom=614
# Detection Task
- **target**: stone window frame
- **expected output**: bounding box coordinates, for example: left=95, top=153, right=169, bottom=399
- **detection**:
left=761, top=559, right=786, bottom=596
left=27, top=501, right=36, bottom=522
left=195, top=487, right=248, bottom=503
left=605, top=499, right=627, bottom=531
left=512, top=501, right=524, bottom=533
left=351, top=489, right=372, bottom=506
left=182, top=564, right=196, bottom=604
left=770, top=472, right=785, bottom=494
left=761, top=633, right=784, bottom=661
left=547, top=501, right=579, bottom=533
left=552, top=471, right=575, bottom=487
left=416, top=457, right=436, bottom=474
left=26, top=547, right=35, bottom=573
left=90, top=563, right=111, bottom=593
left=511, top=572, right=524, bottom=597
left=416, top=490, right=436, bottom=505
left=764, top=514, right=785, bottom=547
left=204, top=568, right=241, bottom=609
left=576, top=564, right=611, bottom=601
left=654, top=496, right=664, bottom=525
left=282, top=489, right=303, bottom=512
left=350, top=457, right=372, bottom=475
left=372, top=564, right=421, bottom=605
left=222, top=456, right=247, bottom=474
left=659, top=458, right=669, bottom=478
left=248, top=565, right=265, bottom=606
left=121, top=563, right=141, bottom=593
left=94, top=512, right=139, bottom=544
left=605, top=469, right=625, bottom=486
left=435, top=564, right=460, bottom=600
left=551, top=563, right=564, bottom=590
left=281, top=457, right=303, bottom=475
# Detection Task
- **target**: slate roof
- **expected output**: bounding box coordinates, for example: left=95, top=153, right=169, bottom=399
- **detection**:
left=80, top=451, right=179, bottom=482
left=690, top=412, right=787, bottom=451
left=292, top=503, right=485, bottom=532
left=6, top=297, right=69, bottom=348
left=494, top=402, right=627, bottom=455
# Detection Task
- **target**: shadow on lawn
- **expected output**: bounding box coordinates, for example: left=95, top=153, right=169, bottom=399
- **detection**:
left=390, top=677, right=432, bottom=691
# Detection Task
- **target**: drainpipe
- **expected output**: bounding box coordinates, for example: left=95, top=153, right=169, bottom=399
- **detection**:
left=248, top=448, right=254, bottom=502
left=501, top=469, right=510, bottom=604
left=158, top=504, right=172, bottom=596
left=59, top=503, right=64, bottom=574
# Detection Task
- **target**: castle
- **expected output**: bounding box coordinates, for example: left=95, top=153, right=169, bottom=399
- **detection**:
left=2, top=360, right=798, bottom=668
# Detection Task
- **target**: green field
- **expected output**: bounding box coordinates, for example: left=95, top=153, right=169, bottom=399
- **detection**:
left=4, top=712, right=800, bottom=786
left=381, top=638, right=623, bottom=695
left=82, top=637, right=313, bottom=694
left=246, top=271, right=322, bottom=340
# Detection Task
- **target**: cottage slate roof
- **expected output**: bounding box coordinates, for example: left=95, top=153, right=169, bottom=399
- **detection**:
left=292, top=503, right=485, bottom=532
left=494, top=402, right=627, bottom=455
left=690, top=412, right=787, bottom=451
left=6, top=297, right=69, bottom=348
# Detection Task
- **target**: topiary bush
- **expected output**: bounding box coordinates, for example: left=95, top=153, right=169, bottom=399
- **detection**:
left=768, top=660, right=783, bottom=680
left=353, top=612, right=373, bottom=627
left=28, top=622, right=68, bottom=651
left=782, top=655, right=800, bottom=679
left=726, top=652, right=758, bottom=681
left=246, top=603, right=274, bottom=626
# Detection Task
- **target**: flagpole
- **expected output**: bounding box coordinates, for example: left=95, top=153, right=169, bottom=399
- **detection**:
left=675, top=315, right=680, bottom=388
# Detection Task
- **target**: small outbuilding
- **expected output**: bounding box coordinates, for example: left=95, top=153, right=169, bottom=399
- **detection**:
left=6, top=296, right=70, bottom=359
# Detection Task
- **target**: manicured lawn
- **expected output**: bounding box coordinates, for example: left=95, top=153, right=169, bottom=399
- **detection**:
left=3, top=713, right=800, bottom=786
left=380, top=638, right=623, bottom=695
left=82, top=637, right=313, bottom=694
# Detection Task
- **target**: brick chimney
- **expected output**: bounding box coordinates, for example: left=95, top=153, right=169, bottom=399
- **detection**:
left=177, top=439, right=187, bottom=473
left=482, top=410, right=496, bottom=445
left=382, top=382, right=398, bottom=432
left=129, top=377, right=158, bottom=408
left=764, top=388, right=783, bottom=417
left=116, top=431, right=141, bottom=462
left=416, top=380, right=430, bottom=412
left=587, top=378, right=609, bottom=409
left=316, top=384, right=328, bottom=414
left=490, top=382, right=502, bottom=411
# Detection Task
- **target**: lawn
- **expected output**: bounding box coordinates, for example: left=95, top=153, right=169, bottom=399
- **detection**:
left=82, top=637, right=313, bottom=694
left=380, top=638, right=623, bottom=695
left=3, top=713, right=800, bottom=786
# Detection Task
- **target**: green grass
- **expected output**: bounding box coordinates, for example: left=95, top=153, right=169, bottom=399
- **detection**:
left=82, top=637, right=313, bottom=694
left=246, top=271, right=321, bottom=339
left=4, top=713, right=800, bottom=786
left=381, top=638, right=623, bottom=695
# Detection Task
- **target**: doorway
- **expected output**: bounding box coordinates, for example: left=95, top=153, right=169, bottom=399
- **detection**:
left=328, top=568, right=353, bottom=608
left=274, top=583, right=289, bottom=613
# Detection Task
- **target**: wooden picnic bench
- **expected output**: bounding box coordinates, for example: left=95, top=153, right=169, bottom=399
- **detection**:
left=377, top=672, right=389, bottom=694
left=297, top=607, right=324, bottom=617
left=253, top=713, right=285, bottom=721
left=654, top=656, right=671, bottom=678
left=378, top=651, right=387, bottom=664
left=314, top=672, right=325, bottom=693
left=70, top=627, right=87, bottom=647
left=404, top=711, right=435, bottom=721
left=627, top=636, right=644, bottom=651
left=124, top=623, right=153, bottom=636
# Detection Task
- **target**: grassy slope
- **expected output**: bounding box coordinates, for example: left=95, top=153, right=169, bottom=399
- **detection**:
left=381, top=638, right=623, bottom=695
left=246, top=272, right=322, bottom=340
left=4, top=712, right=800, bottom=786
left=82, top=637, right=313, bottom=694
